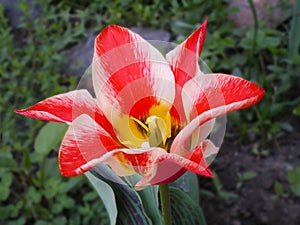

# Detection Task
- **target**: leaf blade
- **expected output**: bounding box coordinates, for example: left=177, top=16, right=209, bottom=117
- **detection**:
left=85, top=172, right=117, bottom=225
left=90, top=167, right=152, bottom=225
left=34, top=122, right=68, bottom=155
left=169, top=187, right=207, bottom=225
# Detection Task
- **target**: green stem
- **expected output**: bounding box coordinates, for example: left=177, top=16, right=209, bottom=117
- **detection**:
left=247, top=0, right=258, bottom=80
left=159, top=184, right=171, bottom=225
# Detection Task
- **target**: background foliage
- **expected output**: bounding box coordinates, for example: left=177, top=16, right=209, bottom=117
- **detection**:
left=0, top=0, right=299, bottom=224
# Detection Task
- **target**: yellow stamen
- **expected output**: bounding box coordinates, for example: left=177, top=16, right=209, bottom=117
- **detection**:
left=146, top=116, right=164, bottom=147
left=114, top=100, right=176, bottom=150
left=130, top=116, right=150, bottom=133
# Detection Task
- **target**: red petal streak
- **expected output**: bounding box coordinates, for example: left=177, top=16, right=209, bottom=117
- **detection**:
left=166, top=20, right=207, bottom=87
left=169, top=85, right=187, bottom=125
left=95, top=25, right=135, bottom=57
left=119, top=147, right=171, bottom=176
left=14, top=90, right=89, bottom=123
left=135, top=141, right=214, bottom=190
left=182, top=74, right=265, bottom=120
left=129, top=96, right=158, bottom=119
left=59, top=114, right=163, bottom=177
left=14, top=90, right=117, bottom=140
left=59, top=114, right=122, bottom=176
left=166, top=21, right=207, bottom=125
left=171, top=74, right=264, bottom=154
left=92, top=25, right=175, bottom=118
left=120, top=151, right=158, bottom=176
left=185, top=19, right=207, bottom=57
left=185, top=140, right=218, bottom=166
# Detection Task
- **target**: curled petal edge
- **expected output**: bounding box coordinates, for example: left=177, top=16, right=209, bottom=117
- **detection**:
left=172, top=74, right=264, bottom=155
left=58, top=114, right=166, bottom=178
left=135, top=140, right=216, bottom=190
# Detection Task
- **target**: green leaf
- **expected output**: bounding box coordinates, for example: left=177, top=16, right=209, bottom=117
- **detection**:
left=238, top=171, right=257, bottom=181
left=0, top=171, right=13, bottom=187
left=274, top=181, right=284, bottom=195
left=213, top=172, right=238, bottom=198
left=138, top=185, right=161, bottom=225
left=6, top=217, right=26, bottom=225
left=212, top=172, right=223, bottom=191
left=88, top=166, right=152, bottom=225
left=52, top=203, right=63, bottom=214
left=0, top=185, right=10, bottom=202
left=113, top=183, right=152, bottom=225
left=125, top=174, right=162, bottom=225
left=237, top=171, right=257, bottom=189
left=43, top=177, right=64, bottom=199
left=22, top=148, right=31, bottom=171
left=169, top=187, right=207, bottom=225
left=171, top=20, right=196, bottom=37
left=218, top=190, right=238, bottom=199
left=287, top=167, right=300, bottom=197
left=273, top=181, right=289, bottom=198
left=53, top=216, right=67, bottom=225
left=172, top=171, right=199, bottom=203
left=60, top=196, right=75, bottom=209
left=65, top=176, right=84, bottom=192
left=265, top=36, right=281, bottom=48
left=85, top=172, right=117, bottom=225
left=0, top=151, right=17, bottom=171
left=0, top=172, right=13, bottom=201
left=279, top=122, right=293, bottom=133
left=288, top=0, right=300, bottom=65
left=34, top=122, right=68, bottom=156
left=293, top=105, right=300, bottom=116
left=28, top=186, right=42, bottom=204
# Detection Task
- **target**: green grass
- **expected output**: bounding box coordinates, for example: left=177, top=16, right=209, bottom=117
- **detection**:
left=0, top=0, right=299, bottom=224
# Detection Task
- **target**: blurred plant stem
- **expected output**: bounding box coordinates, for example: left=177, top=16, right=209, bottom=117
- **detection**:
left=159, top=184, right=171, bottom=225
left=288, top=0, right=300, bottom=75
left=247, top=0, right=258, bottom=80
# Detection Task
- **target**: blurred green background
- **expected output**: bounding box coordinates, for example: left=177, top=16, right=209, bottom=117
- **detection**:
left=1, top=0, right=299, bottom=224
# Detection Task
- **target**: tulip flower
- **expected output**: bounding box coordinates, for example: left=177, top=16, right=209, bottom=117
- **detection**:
left=15, top=21, right=264, bottom=190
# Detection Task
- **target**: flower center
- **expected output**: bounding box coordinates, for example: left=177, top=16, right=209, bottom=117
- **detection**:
left=114, top=101, right=181, bottom=150
left=130, top=113, right=172, bottom=149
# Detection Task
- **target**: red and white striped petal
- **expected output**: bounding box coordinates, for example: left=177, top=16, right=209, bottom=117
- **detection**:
left=135, top=140, right=214, bottom=190
left=92, top=25, right=175, bottom=121
left=14, top=90, right=93, bottom=124
left=59, top=114, right=122, bottom=176
left=171, top=74, right=264, bottom=155
left=166, top=20, right=207, bottom=87
left=189, top=119, right=216, bottom=150
left=59, top=114, right=163, bottom=177
left=14, top=89, right=117, bottom=139
left=182, top=73, right=265, bottom=121
left=165, top=21, right=207, bottom=124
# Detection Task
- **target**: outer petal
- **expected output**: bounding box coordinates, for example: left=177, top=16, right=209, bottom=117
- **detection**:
left=171, top=73, right=264, bottom=155
left=59, top=114, right=163, bottom=177
left=135, top=140, right=215, bottom=190
left=92, top=25, right=175, bottom=117
left=59, top=114, right=122, bottom=176
left=182, top=73, right=265, bottom=121
left=92, top=25, right=175, bottom=147
left=166, top=20, right=207, bottom=87
left=165, top=20, right=207, bottom=124
left=14, top=89, right=116, bottom=139
left=15, top=90, right=90, bottom=124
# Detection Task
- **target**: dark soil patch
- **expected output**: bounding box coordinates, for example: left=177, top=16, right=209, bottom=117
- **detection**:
left=200, top=133, right=300, bottom=225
